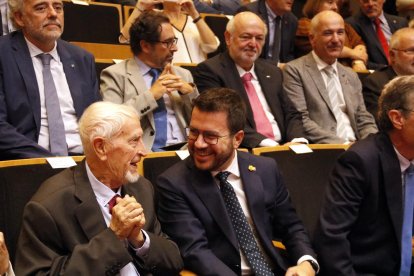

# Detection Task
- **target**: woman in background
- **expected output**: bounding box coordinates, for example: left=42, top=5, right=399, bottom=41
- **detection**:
left=120, top=0, right=219, bottom=64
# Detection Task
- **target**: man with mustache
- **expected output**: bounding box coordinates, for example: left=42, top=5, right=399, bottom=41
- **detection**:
left=0, top=0, right=101, bottom=160
left=157, top=87, right=318, bottom=276
left=101, top=11, right=198, bottom=152
left=194, top=12, right=305, bottom=149
left=15, top=101, right=183, bottom=275
left=283, top=10, right=378, bottom=144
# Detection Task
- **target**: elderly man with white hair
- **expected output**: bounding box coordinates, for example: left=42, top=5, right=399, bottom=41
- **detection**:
left=15, top=101, right=183, bottom=275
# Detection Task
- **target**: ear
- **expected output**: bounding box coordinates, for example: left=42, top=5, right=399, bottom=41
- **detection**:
left=233, top=130, right=244, bottom=149
left=140, top=40, right=152, bottom=54
left=224, top=31, right=231, bottom=47
left=388, top=109, right=404, bottom=130
left=389, top=49, right=396, bottom=64
left=13, top=11, right=25, bottom=28
left=92, top=137, right=108, bottom=161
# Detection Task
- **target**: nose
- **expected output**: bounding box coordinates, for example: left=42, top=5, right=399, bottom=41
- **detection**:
left=194, top=133, right=208, bottom=148
left=47, top=5, right=58, bottom=17
left=332, top=2, right=338, bottom=11
left=170, top=43, right=178, bottom=52
left=136, top=140, right=147, bottom=158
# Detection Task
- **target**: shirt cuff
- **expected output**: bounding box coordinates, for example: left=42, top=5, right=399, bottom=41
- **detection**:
left=259, top=138, right=279, bottom=147
left=129, top=230, right=150, bottom=257
left=297, top=255, right=320, bottom=273
left=291, top=137, right=309, bottom=144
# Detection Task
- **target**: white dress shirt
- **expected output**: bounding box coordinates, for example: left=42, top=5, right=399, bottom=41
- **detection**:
left=86, top=162, right=150, bottom=276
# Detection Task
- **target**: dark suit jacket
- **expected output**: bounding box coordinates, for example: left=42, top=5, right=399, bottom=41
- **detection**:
left=362, top=66, right=397, bottom=121
left=15, top=161, right=183, bottom=275
left=314, top=132, right=404, bottom=275
left=193, top=51, right=305, bottom=148
left=238, top=0, right=297, bottom=63
left=0, top=31, right=101, bottom=160
left=157, top=151, right=316, bottom=276
left=346, top=11, right=407, bottom=70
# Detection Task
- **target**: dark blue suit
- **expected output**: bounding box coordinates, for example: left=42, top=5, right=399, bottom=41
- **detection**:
left=314, top=132, right=406, bottom=275
left=346, top=11, right=407, bottom=70
left=0, top=31, right=100, bottom=160
left=157, top=151, right=315, bottom=275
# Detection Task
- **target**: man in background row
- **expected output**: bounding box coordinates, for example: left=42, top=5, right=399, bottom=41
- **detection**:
left=0, top=0, right=100, bottom=160
left=102, top=11, right=198, bottom=152
left=284, top=11, right=377, bottom=144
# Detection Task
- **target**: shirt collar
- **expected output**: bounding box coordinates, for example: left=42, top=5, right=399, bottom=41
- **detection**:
left=236, top=63, right=258, bottom=81
left=376, top=12, right=387, bottom=24
left=85, top=161, right=121, bottom=208
left=265, top=1, right=283, bottom=18
left=25, top=37, right=59, bottom=62
left=393, top=146, right=414, bottom=174
left=311, top=51, right=338, bottom=75
left=211, top=150, right=240, bottom=179
left=135, top=56, right=153, bottom=77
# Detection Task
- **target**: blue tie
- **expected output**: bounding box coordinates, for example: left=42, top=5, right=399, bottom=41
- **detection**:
left=149, top=68, right=167, bottom=151
left=216, top=172, right=274, bottom=276
left=400, top=164, right=414, bottom=276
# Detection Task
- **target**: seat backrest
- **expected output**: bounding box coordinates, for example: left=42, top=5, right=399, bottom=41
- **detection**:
left=95, top=58, right=115, bottom=77
left=252, top=144, right=348, bottom=240
left=62, top=1, right=122, bottom=44
left=70, top=42, right=131, bottom=60
left=0, top=157, right=84, bottom=263
left=201, top=13, right=230, bottom=58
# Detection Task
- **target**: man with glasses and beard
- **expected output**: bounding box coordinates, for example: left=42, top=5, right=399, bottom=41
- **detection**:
left=157, top=87, right=319, bottom=276
left=101, top=11, right=198, bottom=152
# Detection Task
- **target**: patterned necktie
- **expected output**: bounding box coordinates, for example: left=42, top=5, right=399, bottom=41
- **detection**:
left=37, top=53, right=68, bottom=156
left=400, top=164, right=414, bottom=276
left=108, top=194, right=121, bottom=215
left=374, top=18, right=390, bottom=63
left=216, top=171, right=274, bottom=276
left=323, top=66, right=348, bottom=142
left=149, top=68, right=167, bottom=151
left=241, top=73, right=274, bottom=140
left=271, top=16, right=281, bottom=63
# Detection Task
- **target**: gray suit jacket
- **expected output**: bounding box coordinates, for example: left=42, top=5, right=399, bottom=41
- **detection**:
left=283, top=53, right=378, bottom=144
left=100, top=58, right=198, bottom=150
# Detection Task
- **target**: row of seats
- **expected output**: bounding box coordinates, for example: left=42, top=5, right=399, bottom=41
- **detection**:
left=0, top=144, right=348, bottom=265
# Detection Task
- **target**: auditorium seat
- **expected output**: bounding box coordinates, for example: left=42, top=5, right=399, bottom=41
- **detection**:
left=62, top=0, right=122, bottom=44
left=0, top=157, right=84, bottom=263
left=252, top=144, right=348, bottom=240
left=200, top=13, right=229, bottom=58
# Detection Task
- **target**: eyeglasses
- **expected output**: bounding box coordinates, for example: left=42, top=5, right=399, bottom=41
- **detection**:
left=156, top=37, right=178, bottom=49
left=185, top=128, right=230, bottom=145
left=392, top=48, right=414, bottom=55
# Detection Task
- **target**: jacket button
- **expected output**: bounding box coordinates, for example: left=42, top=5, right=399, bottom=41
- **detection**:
left=150, top=131, right=155, bottom=136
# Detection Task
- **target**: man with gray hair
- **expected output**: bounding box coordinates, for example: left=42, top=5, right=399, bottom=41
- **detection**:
left=315, top=75, right=414, bottom=275
left=15, top=101, right=183, bottom=275
left=363, top=27, right=414, bottom=119
left=194, top=11, right=305, bottom=149
left=0, top=0, right=100, bottom=160
left=283, top=10, right=377, bottom=144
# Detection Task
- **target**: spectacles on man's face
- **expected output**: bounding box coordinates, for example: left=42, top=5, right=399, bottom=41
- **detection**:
left=156, top=37, right=178, bottom=49
left=392, top=48, right=414, bottom=55
left=185, top=128, right=230, bottom=145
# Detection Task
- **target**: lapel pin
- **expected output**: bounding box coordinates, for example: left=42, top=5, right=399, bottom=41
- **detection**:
left=248, top=165, right=256, bottom=172
left=266, top=75, right=270, bottom=78
left=71, top=64, right=75, bottom=68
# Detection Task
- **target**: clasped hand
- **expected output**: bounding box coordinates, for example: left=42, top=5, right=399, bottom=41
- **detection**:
left=109, top=195, right=146, bottom=248
left=150, top=64, right=194, bottom=100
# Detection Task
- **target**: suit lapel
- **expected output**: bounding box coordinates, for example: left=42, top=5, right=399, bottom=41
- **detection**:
left=304, top=54, right=334, bottom=112
left=359, top=12, right=387, bottom=61
left=188, top=159, right=239, bottom=250
left=126, top=59, right=156, bottom=130
left=378, top=134, right=404, bottom=249
left=337, top=65, right=356, bottom=125
left=12, top=32, right=42, bottom=132
left=74, top=161, right=108, bottom=240
left=58, top=40, right=84, bottom=117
